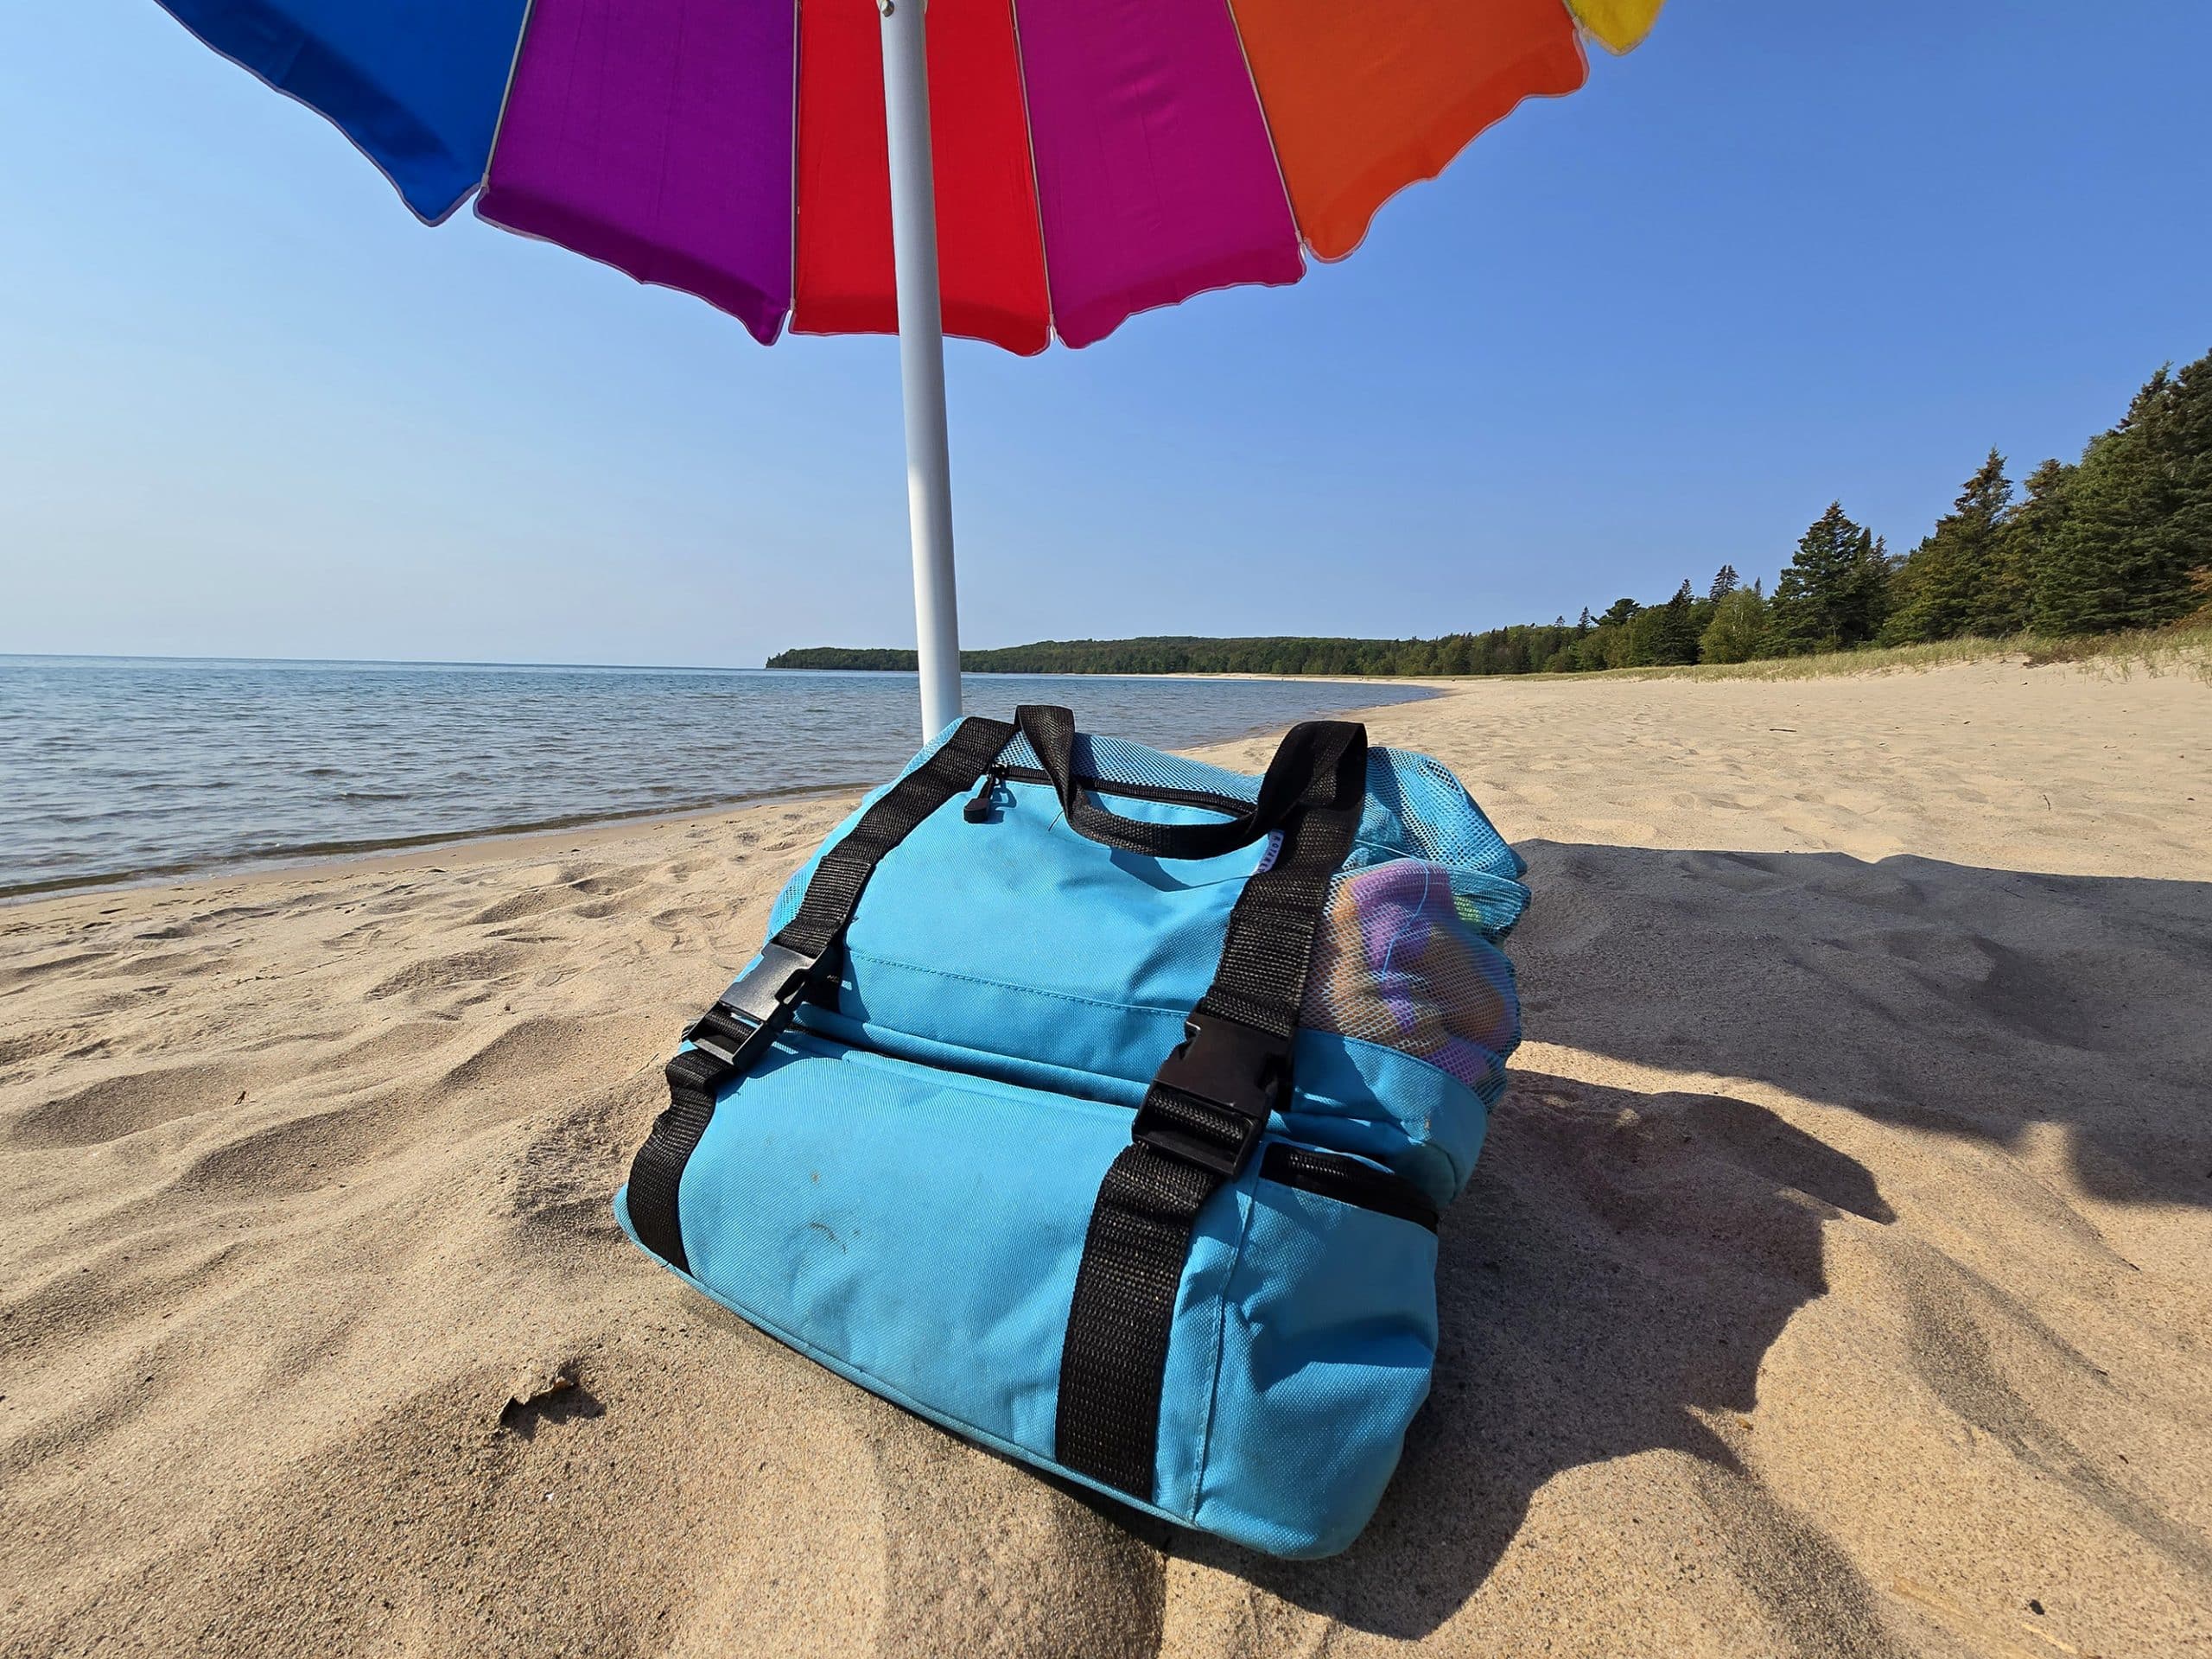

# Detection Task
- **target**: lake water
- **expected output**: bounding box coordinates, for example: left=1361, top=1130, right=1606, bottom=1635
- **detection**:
left=0, top=658, right=1433, bottom=899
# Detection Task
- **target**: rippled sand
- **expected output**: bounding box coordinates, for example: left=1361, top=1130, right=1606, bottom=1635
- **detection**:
left=3, top=658, right=2207, bottom=1656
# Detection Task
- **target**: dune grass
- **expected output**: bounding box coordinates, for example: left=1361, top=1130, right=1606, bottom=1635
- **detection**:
left=1529, top=621, right=2212, bottom=686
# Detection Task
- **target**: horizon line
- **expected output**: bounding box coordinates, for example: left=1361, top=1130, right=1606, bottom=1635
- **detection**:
left=0, top=650, right=785, bottom=674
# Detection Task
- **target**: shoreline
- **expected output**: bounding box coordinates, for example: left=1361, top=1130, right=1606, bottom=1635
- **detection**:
left=0, top=784, right=871, bottom=912
left=4, top=683, right=1452, bottom=913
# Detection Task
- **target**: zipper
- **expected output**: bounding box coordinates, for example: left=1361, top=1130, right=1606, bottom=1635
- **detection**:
left=1259, top=1143, right=1440, bottom=1232
left=988, top=763, right=1252, bottom=818
left=962, top=766, right=1005, bottom=823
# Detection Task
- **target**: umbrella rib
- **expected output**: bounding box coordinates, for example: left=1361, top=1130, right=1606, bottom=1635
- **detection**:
left=1217, top=0, right=1306, bottom=263
left=478, top=0, right=540, bottom=207
left=1002, top=0, right=1061, bottom=348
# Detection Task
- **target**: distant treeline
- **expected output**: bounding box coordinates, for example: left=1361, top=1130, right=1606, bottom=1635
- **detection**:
left=772, top=347, right=2209, bottom=678
left=766, top=636, right=1501, bottom=676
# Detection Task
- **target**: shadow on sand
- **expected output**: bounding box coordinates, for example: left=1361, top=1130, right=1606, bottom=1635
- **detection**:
left=1173, top=842, right=2210, bottom=1643
left=1512, top=842, right=2212, bottom=1210
left=1181, top=1072, right=1899, bottom=1648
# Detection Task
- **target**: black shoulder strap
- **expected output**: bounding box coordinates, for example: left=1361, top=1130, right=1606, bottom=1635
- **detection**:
left=626, top=715, right=1014, bottom=1272
left=1053, top=725, right=1368, bottom=1497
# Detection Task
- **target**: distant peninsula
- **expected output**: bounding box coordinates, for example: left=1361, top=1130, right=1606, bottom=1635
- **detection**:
left=765, top=638, right=1446, bottom=676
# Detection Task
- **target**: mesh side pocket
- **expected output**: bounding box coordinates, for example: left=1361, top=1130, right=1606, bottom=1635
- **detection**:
left=1299, top=860, right=1521, bottom=1098
left=1361, top=749, right=1522, bottom=881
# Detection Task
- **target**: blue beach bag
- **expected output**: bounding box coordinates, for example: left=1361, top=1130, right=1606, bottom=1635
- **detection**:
left=617, top=706, right=1528, bottom=1557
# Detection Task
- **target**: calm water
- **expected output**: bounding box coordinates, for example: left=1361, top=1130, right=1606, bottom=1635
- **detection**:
left=0, top=658, right=1432, bottom=899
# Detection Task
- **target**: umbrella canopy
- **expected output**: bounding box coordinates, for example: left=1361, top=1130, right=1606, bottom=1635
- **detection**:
left=152, top=0, right=1662, bottom=735
left=156, top=0, right=1661, bottom=353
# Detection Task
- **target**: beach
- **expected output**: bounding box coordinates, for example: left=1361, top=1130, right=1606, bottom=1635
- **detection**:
left=2, top=658, right=2208, bottom=1657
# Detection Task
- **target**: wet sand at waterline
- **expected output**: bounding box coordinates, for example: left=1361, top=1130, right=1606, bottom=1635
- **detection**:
left=3, top=659, right=2207, bottom=1657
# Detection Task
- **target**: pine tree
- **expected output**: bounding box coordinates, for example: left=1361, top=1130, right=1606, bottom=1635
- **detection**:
left=1769, top=502, right=1887, bottom=654
left=1708, top=564, right=1740, bottom=604
left=1974, top=508, right=2037, bottom=638
left=1847, top=531, right=1893, bottom=643
left=1882, top=450, right=2014, bottom=643
left=2034, top=353, right=2212, bottom=633
left=1653, top=580, right=1702, bottom=664
left=2173, top=353, right=2212, bottom=615
left=2006, top=458, right=2075, bottom=632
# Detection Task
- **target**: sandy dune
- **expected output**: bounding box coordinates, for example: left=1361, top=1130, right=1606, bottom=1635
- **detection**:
left=2, top=658, right=2207, bottom=1657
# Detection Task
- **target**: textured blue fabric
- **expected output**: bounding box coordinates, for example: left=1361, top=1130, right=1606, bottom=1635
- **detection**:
left=620, top=722, right=1526, bottom=1557
left=156, top=0, right=527, bottom=222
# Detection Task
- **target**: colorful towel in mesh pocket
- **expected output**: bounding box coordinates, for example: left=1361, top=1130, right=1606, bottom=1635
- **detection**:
left=1301, top=861, right=1521, bottom=1099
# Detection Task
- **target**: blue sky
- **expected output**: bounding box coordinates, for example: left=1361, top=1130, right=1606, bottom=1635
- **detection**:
left=3, top=3, right=2207, bottom=668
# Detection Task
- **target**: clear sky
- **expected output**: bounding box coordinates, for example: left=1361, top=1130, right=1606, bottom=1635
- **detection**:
left=3, top=3, right=2207, bottom=668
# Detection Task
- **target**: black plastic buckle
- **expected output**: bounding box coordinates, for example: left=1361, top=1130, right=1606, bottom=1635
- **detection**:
left=681, top=940, right=820, bottom=1071
left=1135, top=1012, right=1291, bottom=1179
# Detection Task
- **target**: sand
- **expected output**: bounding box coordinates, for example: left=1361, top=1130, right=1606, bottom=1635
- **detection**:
left=2, top=658, right=2207, bottom=1658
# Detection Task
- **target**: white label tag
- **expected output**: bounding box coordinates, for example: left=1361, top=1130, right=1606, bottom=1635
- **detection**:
left=1252, top=830, right=1285, bottom=874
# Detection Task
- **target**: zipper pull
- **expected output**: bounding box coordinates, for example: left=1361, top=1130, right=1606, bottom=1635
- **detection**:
left=963, top=767, right=1003, bottom=823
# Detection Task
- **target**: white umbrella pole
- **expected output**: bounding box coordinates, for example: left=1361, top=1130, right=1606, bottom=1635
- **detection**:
left=879, top=0, right=963, bottom=740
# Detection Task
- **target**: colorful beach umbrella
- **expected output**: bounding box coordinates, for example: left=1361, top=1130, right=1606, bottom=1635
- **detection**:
left=153, top=0, right=1663, bottom=730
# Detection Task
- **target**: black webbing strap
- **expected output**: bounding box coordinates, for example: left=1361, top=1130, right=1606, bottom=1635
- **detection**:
left=1015, top=703, right=1360, bottom=861
left=771, top=715, right=1016, bottom=960
left=626, top=715, right=1015, bottom=1273
left=1054, top=723, right=1368, bottom=1497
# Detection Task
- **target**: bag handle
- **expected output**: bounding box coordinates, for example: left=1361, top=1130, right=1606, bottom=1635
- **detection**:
left=1013, top=705, right=1366, bottom=861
